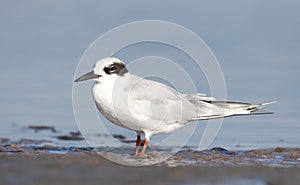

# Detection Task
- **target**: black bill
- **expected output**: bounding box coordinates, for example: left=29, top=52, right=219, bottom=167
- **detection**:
left=74, top=71, right=101, bottom=82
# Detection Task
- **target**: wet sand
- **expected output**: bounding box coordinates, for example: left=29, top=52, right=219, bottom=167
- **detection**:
left=1, top=137, right=300, bottom=167
left=1, top=153, right=300, bottom=185
left=1, top=137, right=300, bottom=185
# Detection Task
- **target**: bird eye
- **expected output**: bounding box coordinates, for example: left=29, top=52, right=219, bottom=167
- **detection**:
left=108, top=66, right=116, bottom=72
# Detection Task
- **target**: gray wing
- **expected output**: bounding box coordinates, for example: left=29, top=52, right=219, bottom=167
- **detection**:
left=126, top=76, right=195, bottom=123
left=182, top=93, right=216, bottom=101
left=188, top=100, right=276, bottom=120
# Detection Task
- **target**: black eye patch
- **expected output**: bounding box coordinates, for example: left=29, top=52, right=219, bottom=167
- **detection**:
left=107, top=65, right=116, bottom=72
left=104, top=64, right=116, bottom=74
left=103, top=62, right=128, bottom=76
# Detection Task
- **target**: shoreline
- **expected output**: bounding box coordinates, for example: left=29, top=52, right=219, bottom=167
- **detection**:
left=1, top=137, right=300, bottom=185
left=1, top=140, right=299, bottom=167
left=1, top=154, right=300, bottom=185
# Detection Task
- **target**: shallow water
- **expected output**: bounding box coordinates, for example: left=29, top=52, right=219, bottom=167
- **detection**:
left=1, top=135, right=299, bottom=167
left=1, top=123, right=300, bottom=167
left=1, top=125, right=300, bottom=185
left=1, top=154, right=299, bottom=185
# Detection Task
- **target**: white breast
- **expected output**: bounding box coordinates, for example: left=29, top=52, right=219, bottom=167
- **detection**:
left=92, top=79, right=130, bottom=130
left=92, top=73, right=198, bottom=135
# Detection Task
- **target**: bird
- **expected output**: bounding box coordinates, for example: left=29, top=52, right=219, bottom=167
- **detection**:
left=74, top=57, right=275, bottom=155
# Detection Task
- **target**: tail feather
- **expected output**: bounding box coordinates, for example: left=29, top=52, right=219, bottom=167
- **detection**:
left=248, top=109, right=274, bottom=115
left=190, top=100, right=275, bottom=121
left=248, top=101, right=276, bottom=114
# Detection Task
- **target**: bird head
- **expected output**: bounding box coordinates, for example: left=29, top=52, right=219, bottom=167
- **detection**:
left=74, top=57, right=129, bottom=83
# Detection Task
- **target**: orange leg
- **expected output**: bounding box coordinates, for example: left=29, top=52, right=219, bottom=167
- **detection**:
left=134, top=135, right=141, bottom=156
left=141, top=139, right=149, bottom=156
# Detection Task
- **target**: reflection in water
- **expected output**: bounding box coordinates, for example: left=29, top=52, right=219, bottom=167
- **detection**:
left=1, top=137, right=299, bottom=167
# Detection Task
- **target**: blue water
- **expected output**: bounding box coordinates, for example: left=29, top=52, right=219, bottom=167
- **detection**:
left=0, top=1, right=299, bottom=150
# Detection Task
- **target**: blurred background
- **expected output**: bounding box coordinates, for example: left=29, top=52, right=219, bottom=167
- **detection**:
left=0, top=1, right=299, bottom=149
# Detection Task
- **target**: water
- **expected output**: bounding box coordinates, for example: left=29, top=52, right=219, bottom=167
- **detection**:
left=1, top=133, right=300, bottom=167
left=0, top=1, right=299, bottom=151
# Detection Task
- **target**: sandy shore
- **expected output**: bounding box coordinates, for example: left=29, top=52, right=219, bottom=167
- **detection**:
left=1, top=137, right=300, bottom=185
left=0, top=153, right=299, bottom=185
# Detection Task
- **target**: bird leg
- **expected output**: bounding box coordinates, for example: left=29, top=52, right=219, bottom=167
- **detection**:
left=141, top=139, right=149, bottom=156
left=134, top=135, right=141, bottom=156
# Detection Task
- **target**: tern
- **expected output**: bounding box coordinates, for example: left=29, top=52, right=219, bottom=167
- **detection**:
left=74, top=57, right=275, bottom=155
